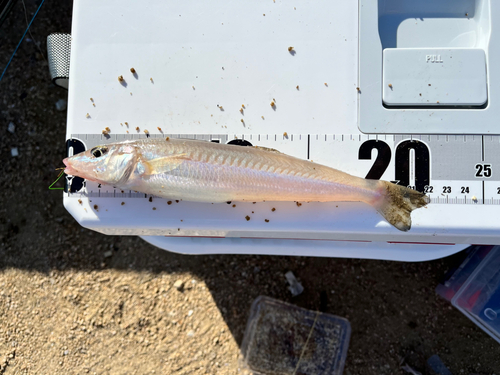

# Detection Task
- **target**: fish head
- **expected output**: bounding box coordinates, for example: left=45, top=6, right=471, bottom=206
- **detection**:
left=63, top=143, right=137, bottom=186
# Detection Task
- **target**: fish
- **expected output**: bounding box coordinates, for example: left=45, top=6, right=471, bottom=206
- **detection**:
left=63, top=137, right=428, bottom=231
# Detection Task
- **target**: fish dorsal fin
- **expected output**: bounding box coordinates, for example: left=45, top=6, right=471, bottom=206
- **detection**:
left=254, top=146, right=282, bottom=154
left=142, top=153, right=189, bottom=174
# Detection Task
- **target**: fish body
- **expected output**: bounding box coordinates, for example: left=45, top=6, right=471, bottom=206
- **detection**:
left=63, top=138, right=428, bottom=231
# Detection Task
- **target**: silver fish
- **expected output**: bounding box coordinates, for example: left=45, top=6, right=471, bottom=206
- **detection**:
left=63, top=138, right=428, bottom=231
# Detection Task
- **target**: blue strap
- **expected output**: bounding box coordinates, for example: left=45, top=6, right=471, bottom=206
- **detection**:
left=0, top=0, right=46, bottom=82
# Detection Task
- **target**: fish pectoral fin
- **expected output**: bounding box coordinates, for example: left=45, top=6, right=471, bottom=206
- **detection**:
left=254, top=146, right=282, bottom=154
left=144, top=154, right=189, bottom=174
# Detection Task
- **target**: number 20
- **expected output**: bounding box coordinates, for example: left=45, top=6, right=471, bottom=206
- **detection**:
left=358, top=140, right=430, bottom=192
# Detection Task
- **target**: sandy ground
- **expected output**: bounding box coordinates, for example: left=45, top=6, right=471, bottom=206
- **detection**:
left=1, top=1, right=500, bottom=374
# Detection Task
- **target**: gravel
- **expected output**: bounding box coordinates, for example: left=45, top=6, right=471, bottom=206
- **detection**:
left=55, top=98, right=67, bottom=112
left=173, top=280, right=185, bottom=291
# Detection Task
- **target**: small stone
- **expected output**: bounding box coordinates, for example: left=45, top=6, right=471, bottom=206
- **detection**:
left=55, top=99, right=67, bottom=111
left=103, top=251, right=112, bottom=258
left=11, top=148, right=18, bottom=157
left=188, top=310, right=193, bottom=317
left=8, top=122, right=15, bottom=133
left=285, top=271, right=304, bottom=296
left=187, top=330, right=194, bottom=337
left=173, top=280, right=184, bottom=291
left=63, top=350, right=69, bottom=356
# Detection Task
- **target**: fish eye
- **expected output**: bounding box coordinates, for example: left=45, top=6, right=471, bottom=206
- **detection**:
left=91, top=146, right=108, bottom=158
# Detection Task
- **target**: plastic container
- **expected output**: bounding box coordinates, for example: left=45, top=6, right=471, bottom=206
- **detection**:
left=437, top=245, right=500, bottom=344
left=239, top=296, right=351, bottom=375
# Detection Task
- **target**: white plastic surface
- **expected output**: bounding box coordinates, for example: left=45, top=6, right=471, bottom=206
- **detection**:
left=140, top=236, right=467, bottom=262
left=359, top=0, right=498, bottom=134
left=67, top=0, right=358, bottom=137
left=64, top=0, right=500, bottom=261
left=382, top=48, right=487, bottom=106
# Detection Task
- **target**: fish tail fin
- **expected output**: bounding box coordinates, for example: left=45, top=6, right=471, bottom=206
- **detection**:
left=371, top=181, right=429, bottom=231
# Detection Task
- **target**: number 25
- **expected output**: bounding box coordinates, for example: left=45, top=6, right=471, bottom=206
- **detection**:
left=475, top=164, right=492, bottom=178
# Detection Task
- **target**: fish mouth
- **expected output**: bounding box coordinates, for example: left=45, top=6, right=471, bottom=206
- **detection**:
left=63, top=158, right=79, bottom=176
left=63, top=157, right=99, bottom=182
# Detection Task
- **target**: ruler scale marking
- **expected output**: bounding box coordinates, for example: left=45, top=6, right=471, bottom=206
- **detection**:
left=69, top=133, right=500, bottom=205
